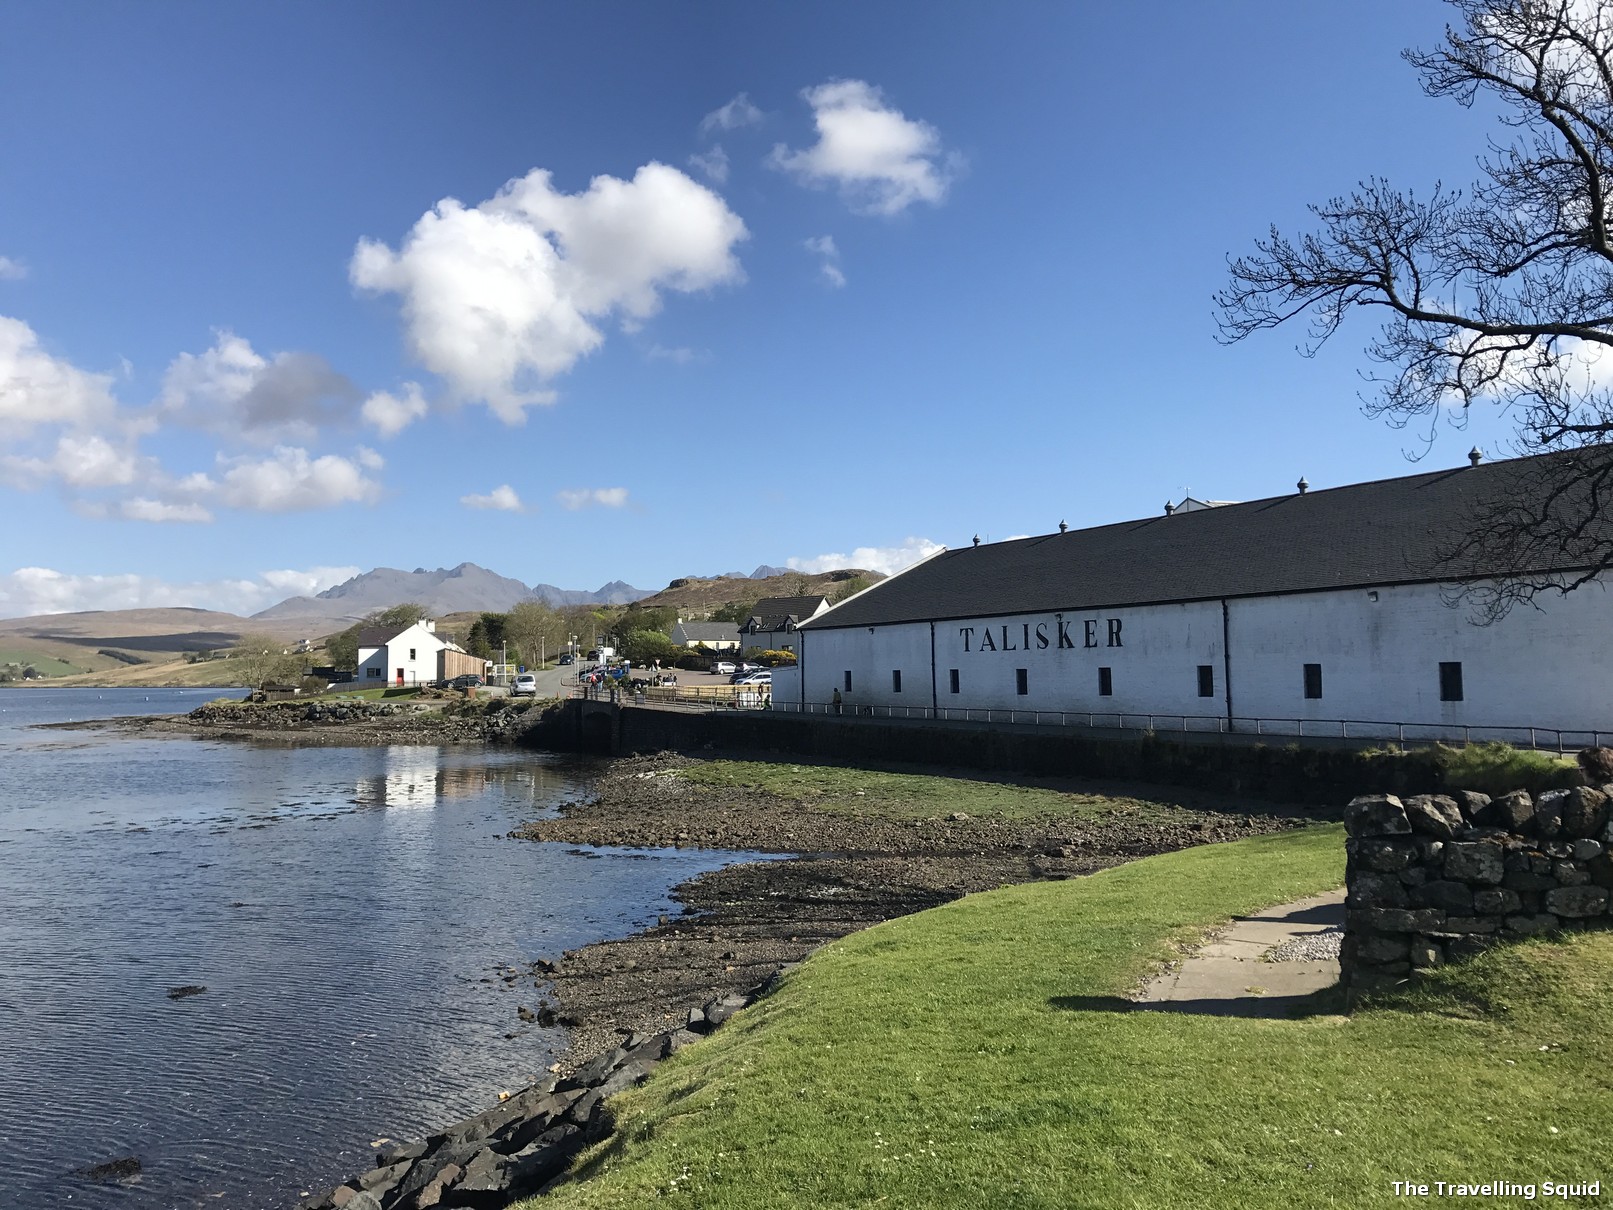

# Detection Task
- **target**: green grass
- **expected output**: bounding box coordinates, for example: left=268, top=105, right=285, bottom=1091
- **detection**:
left=1432, top=741, right=1580, bottom=796
left=521, top=826, right=1611, bottom=1209
left=321, top=686, right=424, bottom=701
left=677, top=759, right=1191, bottom=823
left=0, top=648, right=86, bottom=676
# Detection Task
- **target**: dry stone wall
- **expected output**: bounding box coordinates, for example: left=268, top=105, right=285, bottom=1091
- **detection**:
left=1343, top=788, right=1613, bottom=995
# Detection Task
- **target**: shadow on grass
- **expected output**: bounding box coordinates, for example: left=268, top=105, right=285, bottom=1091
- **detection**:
left=1049, top=983, right=1347, bottom=1020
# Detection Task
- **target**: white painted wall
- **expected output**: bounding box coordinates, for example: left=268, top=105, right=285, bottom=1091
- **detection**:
left=356, top=620, right=450, bottom=685
left=794, top=578, right=1613, bottom=735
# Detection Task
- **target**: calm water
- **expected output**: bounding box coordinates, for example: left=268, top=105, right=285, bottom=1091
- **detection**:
left=0, top=688, right=755, bottom=1209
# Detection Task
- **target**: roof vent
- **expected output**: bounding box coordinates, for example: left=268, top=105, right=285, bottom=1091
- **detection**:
left=1164, top=501, right=1175, bottom=516
left=1058, top=520, right=1068, bottom=533
left=972, top=534, right=981, bottom=547
left=1469, top=446, right=1483, bottom=467
left=1297, top=476, right=1309, bottom=495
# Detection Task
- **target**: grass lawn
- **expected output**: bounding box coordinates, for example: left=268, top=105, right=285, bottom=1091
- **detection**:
left=523, top=826, right=1610, bottom=1209
left=677, top=759, right=1194, bottom=823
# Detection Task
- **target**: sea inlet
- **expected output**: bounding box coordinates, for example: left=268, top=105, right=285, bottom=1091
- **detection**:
left=0, top=687, right=758, bottom=1209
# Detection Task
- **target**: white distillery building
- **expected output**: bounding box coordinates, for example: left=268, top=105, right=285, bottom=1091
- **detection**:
left=356, top=619, right=479, bottom=686
left=775, top=451, right=1613, bottom=742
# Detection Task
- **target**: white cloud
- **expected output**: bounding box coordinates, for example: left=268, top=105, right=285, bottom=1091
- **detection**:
left=687, top=145, right=730, bottom=184
left=360, top=382, right=429, bottom=438
left=119, top=498, right=213, bottom=523
left=460, top=484, right=524, bottom=512
left=804, top=234, right=846, bottom=288
left=158, top=330, right=360, bottom=439
left=700, top=93, right=763, bottom=134
left=351, top=162, right=748, bottom=424
left=0, top=563, right=360, bottom=619
left=188, top=446, right=384, bottom=513
left=557, top=486, right=629, bottom=510
left=788, top=536, right=945, bottom=576
left=0, top=315, right=120, bottom=437
left=0, top=257, right=27, bottom=281
left=770, top=80, right=960, bottom=216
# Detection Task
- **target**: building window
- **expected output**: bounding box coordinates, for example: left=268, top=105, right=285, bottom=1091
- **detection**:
left=892, top=670, right=902, bottom=693
left=1098, top=667, right=1112, bottom=697
left=1016, top=668, right=1028, bottom=696
left=1198, top=665, right=1214, bottom=698
left=844, top=670, right=852, bottom=692
left=949, top=669, right=960, bottom=694
left=409, top=648, right=417, bottom=661
left=1303, top=663, right=1323, bottom=699
left=1439, top=661, right=1464, bottom=702
left=367, top=667, right=381, bottom=679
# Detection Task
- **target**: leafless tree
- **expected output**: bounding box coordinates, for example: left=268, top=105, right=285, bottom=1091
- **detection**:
left=1216, top=0, right=1613, bottom=617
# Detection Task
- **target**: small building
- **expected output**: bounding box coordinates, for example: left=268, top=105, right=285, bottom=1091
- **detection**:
left=669, top=619, right=741, bottom=650
left=739, top=595, right=830, bottom=654
left=356, top=619, right=485, bottom=686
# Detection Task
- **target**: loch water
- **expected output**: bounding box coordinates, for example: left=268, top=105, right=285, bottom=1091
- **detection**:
left=0, top=688, right=751, bottom=1209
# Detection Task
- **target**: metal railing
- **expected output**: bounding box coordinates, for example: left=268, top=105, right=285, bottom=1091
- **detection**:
left=577, top=687, right=1609, bottom=751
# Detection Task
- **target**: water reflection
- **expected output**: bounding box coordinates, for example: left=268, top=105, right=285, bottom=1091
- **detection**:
left=0, top=690, right=757, bottom=1210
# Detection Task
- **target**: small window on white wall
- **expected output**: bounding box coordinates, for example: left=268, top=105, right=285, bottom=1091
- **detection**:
left=1439, top=662, right=1463, bottom=702
left=892, top=670, right=902, bottom=693
left=1303, top=664, right=1323, bottom=699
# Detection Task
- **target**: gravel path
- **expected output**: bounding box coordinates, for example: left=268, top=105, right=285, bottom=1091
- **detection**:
left=1263, top=927, right=1344, bottom=963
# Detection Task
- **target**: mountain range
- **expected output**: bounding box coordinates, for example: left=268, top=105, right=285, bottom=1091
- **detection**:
left=252, top=562, right=653, bottom=624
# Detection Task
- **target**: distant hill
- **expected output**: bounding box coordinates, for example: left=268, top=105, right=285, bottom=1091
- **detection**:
left=254, top=562, right=651, bottom=625
left=750, top=565, right=789, bottom=579
left=0, top=606, right=303, bottom=679
left=635, top=568, right=884, bottom=616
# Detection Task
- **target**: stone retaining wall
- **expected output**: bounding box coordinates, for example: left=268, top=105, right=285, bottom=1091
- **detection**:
left=295, top=973, right=786, bottom=1210
left=1343, top=789, right=1613, bottom=997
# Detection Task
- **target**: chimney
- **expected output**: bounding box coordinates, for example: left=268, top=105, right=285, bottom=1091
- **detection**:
left=425, top=619, right=436, bottom=633
left=1297, top=477, right=1309, bottom=495
left=972, top=534, right=981, bottom=546
left=1469, top=446, right=1483, bottom=467
left=1164, top=501, right=1175, bottom=516
left=1058, top=520, right=1068, bottom=533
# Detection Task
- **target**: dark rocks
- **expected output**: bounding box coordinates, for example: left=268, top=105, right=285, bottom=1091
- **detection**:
left=1345, top=794, right=1409, bottom=837
left=1403, top=794, right=1464, bottom=840
left=302, top=969, right=784, bottom=1209
left=1546, top=886, right=1609, bottom=917
left=75, top=1155, right=141, bottom=1184
left=166, top=985, right=206, bottom=1000
left=1443, top=842, right=1504, bottom=885
left=1490, top=790, right=1535, bottom=831
left=1344, top=770, right=1613, bottom=1001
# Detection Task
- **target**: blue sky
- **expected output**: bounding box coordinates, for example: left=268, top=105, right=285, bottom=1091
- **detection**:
left=0, top=0, right=1528, bottom=617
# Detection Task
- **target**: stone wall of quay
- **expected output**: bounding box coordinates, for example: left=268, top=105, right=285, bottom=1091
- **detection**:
left=1343, top=789, right=1613, bottom=995
left=528, top=700, right=1526, bottom=806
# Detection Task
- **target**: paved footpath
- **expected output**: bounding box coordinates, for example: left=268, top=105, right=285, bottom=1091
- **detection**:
left=1138, top=889, right=1346, bottom=1017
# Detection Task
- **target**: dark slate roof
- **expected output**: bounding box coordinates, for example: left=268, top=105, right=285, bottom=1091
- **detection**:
left=802, top=450, right=1613, bottom=629
left=354, top=626, right=399, bottom=649
left=745, top=595, right=828, bottom=628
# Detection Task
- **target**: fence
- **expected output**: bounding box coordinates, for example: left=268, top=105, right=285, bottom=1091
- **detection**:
left=573, top=687, right=1610, bottom=752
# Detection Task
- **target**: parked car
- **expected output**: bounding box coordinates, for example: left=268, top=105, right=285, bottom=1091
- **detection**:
left=712, top=661, right=737, bottom=675
left=737, top=670, right=772, bottom=685
left=511, top=673, right=538, bottom=697
left=450, top=674, right=484, bottom=690
left=739, top=662, right=764, bottom=672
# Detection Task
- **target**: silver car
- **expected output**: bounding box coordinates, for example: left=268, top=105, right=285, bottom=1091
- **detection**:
left=511, top=674, right=539, bottom=697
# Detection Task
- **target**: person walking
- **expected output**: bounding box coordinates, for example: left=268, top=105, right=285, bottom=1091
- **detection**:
left=832, top=687, right=842, bottom=715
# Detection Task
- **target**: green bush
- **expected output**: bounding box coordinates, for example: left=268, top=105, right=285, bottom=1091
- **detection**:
left=1432, top=741, right=1581, bottom=796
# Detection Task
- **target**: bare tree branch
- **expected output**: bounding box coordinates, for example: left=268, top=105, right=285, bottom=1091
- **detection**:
left=1217, top=0, right=1613, bottom=618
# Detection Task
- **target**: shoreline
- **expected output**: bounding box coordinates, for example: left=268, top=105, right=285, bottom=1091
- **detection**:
left=512, top=751, right=1327, bottom=1069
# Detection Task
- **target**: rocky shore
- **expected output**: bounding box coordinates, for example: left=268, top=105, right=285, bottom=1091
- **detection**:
left=53, top=696, right=545, bottom=746
left=305, top=749, right=1320, bottom=1209
left=513, top=752, right=1322, bottom=1067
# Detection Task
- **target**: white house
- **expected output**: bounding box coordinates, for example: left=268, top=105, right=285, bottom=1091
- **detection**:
left=669, top=619, right=741, bottom=650
left=779, top=450, right=1613, bottom=742
left=356, top=619, right=476, bottom=686
left=739, top=595, right=830, bottom=654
